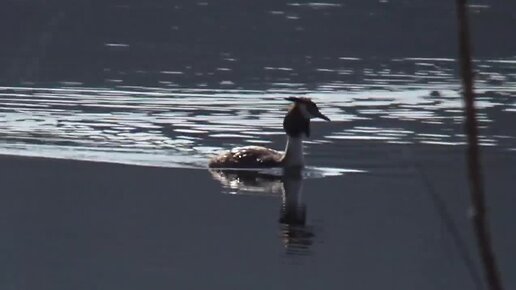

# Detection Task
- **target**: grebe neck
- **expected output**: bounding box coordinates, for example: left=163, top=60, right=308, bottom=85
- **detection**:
left=282, top=136, right=304, bottom=168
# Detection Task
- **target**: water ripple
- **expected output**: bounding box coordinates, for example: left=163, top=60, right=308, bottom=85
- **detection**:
left=0, top=58, right=515, bottom=168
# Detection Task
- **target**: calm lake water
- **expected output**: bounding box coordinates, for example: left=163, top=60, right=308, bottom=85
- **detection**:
left=1, top=1, right=515, bottom=289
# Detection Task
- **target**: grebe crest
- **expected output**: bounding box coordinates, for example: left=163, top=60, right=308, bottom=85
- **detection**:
left=208, top=96, right=330, bottom=169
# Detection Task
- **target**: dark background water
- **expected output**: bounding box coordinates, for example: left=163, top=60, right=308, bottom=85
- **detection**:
left=1, top=0, right=515, bottom=86
left=1, top=153, right=514, bottom=290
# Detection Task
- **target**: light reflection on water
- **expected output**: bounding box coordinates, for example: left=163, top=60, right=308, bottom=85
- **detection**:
left=0, top=58, right=515, bottom=169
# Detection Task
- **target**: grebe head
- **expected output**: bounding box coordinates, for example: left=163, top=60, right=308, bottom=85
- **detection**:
left=285, top=96, right=331, bottom=121
left=283, top=97, right=330, bottom=138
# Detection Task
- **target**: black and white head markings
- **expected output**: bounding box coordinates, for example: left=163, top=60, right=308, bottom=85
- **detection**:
left=283, top=97, right=330, bottom=138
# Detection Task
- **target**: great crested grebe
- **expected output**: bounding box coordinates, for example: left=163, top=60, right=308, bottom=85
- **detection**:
left=208, top=97, right=330, bottom=169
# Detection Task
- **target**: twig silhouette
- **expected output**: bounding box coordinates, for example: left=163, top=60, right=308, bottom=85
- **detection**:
left=455, top=0, right=504, bottom=289
left=413, top=161, right=483, bottom=290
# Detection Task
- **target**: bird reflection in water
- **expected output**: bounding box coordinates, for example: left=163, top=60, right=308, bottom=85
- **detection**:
left=209, top=167, right=314, bottom=254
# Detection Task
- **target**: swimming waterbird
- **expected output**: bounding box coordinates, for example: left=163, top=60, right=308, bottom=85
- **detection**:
left=209, top=97, right=330, bottom=169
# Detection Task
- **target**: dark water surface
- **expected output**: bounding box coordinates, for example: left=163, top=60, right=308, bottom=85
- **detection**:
left=1, top=1, right=516, bottom=289
left=1, top=153, right=514, bottom=290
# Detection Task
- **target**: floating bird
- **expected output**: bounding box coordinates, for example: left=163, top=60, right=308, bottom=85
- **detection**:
left=209, top=97, right=330, bottom=169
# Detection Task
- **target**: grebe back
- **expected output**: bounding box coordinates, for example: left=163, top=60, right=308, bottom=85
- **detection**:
left=208, top=97, right=330, bottom=169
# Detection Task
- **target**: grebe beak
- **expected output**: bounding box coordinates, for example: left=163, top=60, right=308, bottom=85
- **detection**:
left=314, top=111, right=330, bottom=121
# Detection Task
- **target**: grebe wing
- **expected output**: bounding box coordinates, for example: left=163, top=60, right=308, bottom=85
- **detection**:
left=208, top=146, right=283, bottom=168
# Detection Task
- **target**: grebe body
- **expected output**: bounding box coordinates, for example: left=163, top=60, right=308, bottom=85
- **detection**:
left=208, top=97, right=330, bottom=169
